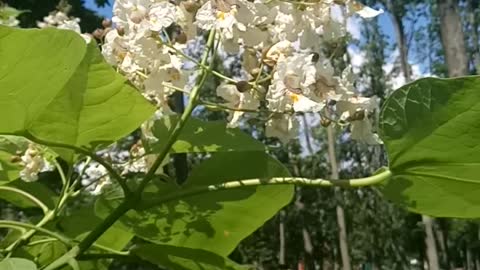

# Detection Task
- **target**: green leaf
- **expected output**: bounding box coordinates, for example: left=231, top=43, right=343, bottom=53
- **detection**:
left=0, top=258, right=37, bottom=270
left=14, top=237, right=67, bottom=268
left=150, top=116, right=265, bottom=153
left=97, top=152, right=293, bottom=256
left=380, top=76, right=480, bottom=217
left=132, top=244, right=249, bottom=270
left=0, top=26, right=155, bottom=148
left=58, top=204, right=133, bottom=251
left=0, top=180, right=57, bottom=210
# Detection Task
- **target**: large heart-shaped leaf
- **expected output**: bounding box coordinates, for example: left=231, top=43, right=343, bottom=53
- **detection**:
left=97, top=151, right=293, bottom=255
left=150, top=116, right=265, bottom=153
left=380, top=76, right=480, bottom=217
left=0, top=26, right=155, bottom=148
left=133, top=244, right=249, bottom=270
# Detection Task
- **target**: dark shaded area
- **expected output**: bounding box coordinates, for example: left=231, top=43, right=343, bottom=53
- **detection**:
left=3, top=0, right=105, bottom=32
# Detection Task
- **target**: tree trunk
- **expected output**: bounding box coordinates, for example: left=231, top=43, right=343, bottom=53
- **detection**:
left=279, top=211, right=286, bottom=267
left=467, top=247, right=473, bottom=270
left=467, top=0, right=480, bottom=71
left=385, top=0, right=411, bottom=82
left=423, top=215, right=441, bottom=270
left=327, top=125, right=352, bottom=270
left=437, top=0, right=469, bottom=77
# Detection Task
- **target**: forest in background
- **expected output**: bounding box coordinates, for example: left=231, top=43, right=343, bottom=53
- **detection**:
left=1, top=0, right=478, bottom=269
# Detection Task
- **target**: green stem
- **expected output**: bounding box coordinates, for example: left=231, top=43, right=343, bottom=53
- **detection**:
left=136, top=29, right=217, bottom=192
left=4, top=211, right=57, bottom=253
left=43, top=30, right=217, bottom=270
left=23, top=132, right=130, bottom=195
left=27, top=238, right=58, bottom=247
left=42, top=200, right=131, bottom=270
left=140, top=168, right=392, bottom=209
left=53, top=159, right=71, bottom=214
left=0, top=220, right=72, bottom=248
left=0, top=186, right=49, bottom=214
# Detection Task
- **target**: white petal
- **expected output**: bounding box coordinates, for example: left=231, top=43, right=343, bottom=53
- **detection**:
left=291, top=94, right=325, bottom=112
left=356, top=6, right=383, bottom=18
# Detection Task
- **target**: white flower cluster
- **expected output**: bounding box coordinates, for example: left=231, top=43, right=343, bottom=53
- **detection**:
left=102, top=0, right=383, bottom=144
left=37, top=11, right=92, bottom=43
left=19, top=144, right=53, bottom=182
left=102, top=0, right=189, bottom=114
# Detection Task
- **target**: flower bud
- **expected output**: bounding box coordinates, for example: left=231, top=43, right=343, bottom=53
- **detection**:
left=102, top=18, right=112, bottom=28
left=235, top=81, right=252, bottom=93
left=117, top=26, right=125, bottom=36
left=174, top=31, right=188, bottom=44
left=320, top=118, right=331, bottom=127
left=92, top=28, right=104, bottom=39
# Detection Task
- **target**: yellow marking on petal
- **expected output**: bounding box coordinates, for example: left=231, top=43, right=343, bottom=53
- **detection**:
left=217, top=11, right=225, bottom=21
left=289, top=93, right=300, bottom=103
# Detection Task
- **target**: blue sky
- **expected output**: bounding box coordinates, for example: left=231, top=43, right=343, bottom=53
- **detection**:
left=84, top=0, right=113, bottom=17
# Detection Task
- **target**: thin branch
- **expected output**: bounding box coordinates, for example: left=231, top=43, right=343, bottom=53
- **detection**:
left=0, top=220, right=72, bottom=248
left=23, top=132, right=130, bottom=195
left=0, top=186, right=49, bottom=214
left=140, top=168, right=392, bottom=209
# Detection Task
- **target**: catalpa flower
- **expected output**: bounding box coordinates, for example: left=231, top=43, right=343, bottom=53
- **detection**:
left=19, top=144, right=53, bottom=182
left=113, top=0, right=177, bottom=32
left=265, top=114, right=299, bottom=143
left=196, top=0, right=265, bottom=52
left=267, top=53, right=334, bottom=114
left=216, top=83, right=260, bottom=128
left=38, top=11, right=91, bottom=43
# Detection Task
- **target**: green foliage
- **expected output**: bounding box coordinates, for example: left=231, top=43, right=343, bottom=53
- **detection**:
left=150, top=116, right=266, bottom=153
left=97, top=151, right=293, bottom=256
left=0, top=180, right=58, bottom=210
left=133, top=244, right=249, bottom=270
left=0, top=258, right=37, bottom=270
left=0, top=26, right=155, bottom=149
left=380, top=76, right=480, bottom=217
left=3, top=5, right=480, bottom=270
left=58, top=205, right=134, bottom=251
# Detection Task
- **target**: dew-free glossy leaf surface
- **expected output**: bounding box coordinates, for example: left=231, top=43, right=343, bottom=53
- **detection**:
left=150, top=116, right=265, bottom=153
left=380, top=76, right=480, bottom=217
left=133, top=244, right=249, bottom=270
left=0, top=26, right=154, bottom=148
left=97, top=152, right=294, bottom=256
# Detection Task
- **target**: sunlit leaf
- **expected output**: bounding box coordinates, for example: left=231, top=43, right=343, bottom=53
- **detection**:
left=380, top=76, right=480, bottom=217
left=97, top=151, right=293, bottom=255
left=133, top=244, right=250, bottom=270
left=150, top=116, right=265, bottom=153
left=0, top=26, right=155, bottom=149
